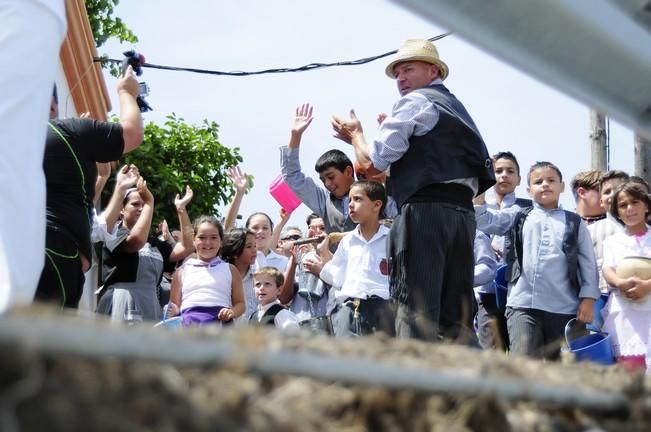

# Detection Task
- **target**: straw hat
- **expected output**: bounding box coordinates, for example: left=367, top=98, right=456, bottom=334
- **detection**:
left=385, top=38, right=449, bottom=80
left=616, top=256, right=651, bottom=280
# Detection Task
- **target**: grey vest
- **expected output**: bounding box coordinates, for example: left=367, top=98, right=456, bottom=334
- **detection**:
left=389, top=84, right=495, bottom=207
left=324, top=195, right=357, bottom=233
left=505, top=207, right=582, bottom=294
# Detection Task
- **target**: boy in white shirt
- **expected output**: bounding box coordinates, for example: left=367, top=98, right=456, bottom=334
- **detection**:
left=250, top=266, right=300, bottom=331
left=319, top=180, right=392, bottom=337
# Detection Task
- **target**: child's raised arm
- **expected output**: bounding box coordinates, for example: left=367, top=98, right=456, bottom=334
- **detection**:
left=270, top=208, right=291, bottom=254
left=473, top=203, right=521, bottom=236
left=102, top=164, right=139, bottom=233
left=279, top=252, right=298, bottom=305
left=122, top=176, right=154, bottom=253
left=169, top=186, right=194, bottom=263
left=288, top=103, right=314, bottom=149
left=223, top=166, right=248, bottom=231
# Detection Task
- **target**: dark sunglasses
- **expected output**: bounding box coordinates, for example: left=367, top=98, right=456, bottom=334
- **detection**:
left=281, top=234, right=301, bottom=241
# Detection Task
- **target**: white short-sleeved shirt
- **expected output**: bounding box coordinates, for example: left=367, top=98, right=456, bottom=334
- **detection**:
left=320, top=225, right=390, bottom=301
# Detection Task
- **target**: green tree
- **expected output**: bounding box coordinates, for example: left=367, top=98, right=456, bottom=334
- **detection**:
left=85, top=0, right=138, bottom=76
left=86, top=0, right=137, bottom=48
left=106, top=114, right=249, bottom=227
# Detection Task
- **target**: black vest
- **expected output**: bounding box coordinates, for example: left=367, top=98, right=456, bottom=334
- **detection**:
left=389, top=84, right=495, bottom=208
left=249, top=303, right=285, bottom=326
left=504, top=207, right=582, bottom=294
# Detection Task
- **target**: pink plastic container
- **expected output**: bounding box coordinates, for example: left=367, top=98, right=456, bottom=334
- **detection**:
left=269, top=175, right=302, bottom=213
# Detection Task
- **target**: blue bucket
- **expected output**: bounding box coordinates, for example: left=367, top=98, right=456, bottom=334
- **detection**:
left=153, top=303, right=183, bottom=329
left=565, top=318, right=615, bottom=365
left=153, top=316, right=183, bottom=329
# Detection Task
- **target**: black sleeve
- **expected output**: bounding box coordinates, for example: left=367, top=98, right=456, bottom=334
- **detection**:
left=68, top=118, right=125, bottom=162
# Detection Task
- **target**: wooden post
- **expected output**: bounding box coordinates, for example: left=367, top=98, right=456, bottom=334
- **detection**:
left=590, top=110, right=608, bottom=171
left=634, top=133, right=651, bottom=184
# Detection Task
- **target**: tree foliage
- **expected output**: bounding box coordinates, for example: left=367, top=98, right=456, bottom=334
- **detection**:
left=86, top=0, right=138, bottom=48
left=106, top=115, right=248, bottom=227
left=85, top=0, right=138, bottom=76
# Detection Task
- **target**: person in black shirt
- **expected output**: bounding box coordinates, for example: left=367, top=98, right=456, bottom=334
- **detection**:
left=35, top=66, right=144, bottom=308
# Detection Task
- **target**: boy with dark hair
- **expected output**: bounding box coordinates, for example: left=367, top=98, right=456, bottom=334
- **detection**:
left=588, top=170, right=630, bottom=293
left=490, top=151, right=531, bottom=209
left=475, top=161, right=600, bottom=359
left=280, top=104, right=396, bottom=234
left=250, top=266, right=300, bottom=330
left=570, top=170, right=605, bottom=224
left=477, top=151, right=529, bottom=350
left=319, top=180, right=392, bottom=337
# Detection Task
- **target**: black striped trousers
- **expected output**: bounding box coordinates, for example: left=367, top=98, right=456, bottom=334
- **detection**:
left=391, top=201, right=477, bottom=344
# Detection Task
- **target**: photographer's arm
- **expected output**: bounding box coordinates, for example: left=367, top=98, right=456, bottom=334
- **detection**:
left=117, top=66, right=144, bottom=153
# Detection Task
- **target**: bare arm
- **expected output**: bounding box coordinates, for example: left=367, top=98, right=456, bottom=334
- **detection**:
left=603, top=266, right=632, bottom=292
left=223, top=166, right=248, bottom=230
left=228, top=264, right=245, bottom=319
left=168, top=267, right=184, bottom=316
left=117, top=66, right=144, bottom=153
left=331, top=109, right=382, bottom=177
left=279, top=253, right=298, bottom=304
left=170, top=186, right=194, bottom=263
left=103, top=164, right=139, bottom=233
left=94, top=162, right=111, bottom=207
left=270, top=208, right=291, bottom=254
left=122, top=177, right=154, bottom=253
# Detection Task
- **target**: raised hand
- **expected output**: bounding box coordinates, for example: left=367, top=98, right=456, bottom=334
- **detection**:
left=331, top=109, right=363, bottom=145
left=175, top=185, right=193, bottom=210
left=227, top=166, right=248, bottom=195
left=279, top=207, right=291, bottom=221
left=377, top=112, right=387, bottom=124
left=116, top=164, right=140, bottom=191
left=292, top=103, right=314, bottom=136
left=117, top=65, right=140, bottom=98
left=136, top=176, right=154, bottom=205
left=158, top=219, right=172, bottom=241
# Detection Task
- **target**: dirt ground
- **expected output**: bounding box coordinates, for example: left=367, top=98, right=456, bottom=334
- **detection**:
left=0, top=310, right=649, bottom=432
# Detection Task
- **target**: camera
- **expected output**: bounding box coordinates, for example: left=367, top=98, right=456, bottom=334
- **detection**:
left=138, top=82, right=150, bottom=97
left=122, top=50, right=152, bottom=112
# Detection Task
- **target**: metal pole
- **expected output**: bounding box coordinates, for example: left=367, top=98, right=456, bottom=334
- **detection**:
left=634, top=133, right=651, bottom=184
left=0, top=314, right=630, bottom=414
left=590, top=110, right=608, bottom=171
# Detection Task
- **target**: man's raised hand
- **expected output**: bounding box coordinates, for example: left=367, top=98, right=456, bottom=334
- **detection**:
left=331, top=109, right=363, bottom=145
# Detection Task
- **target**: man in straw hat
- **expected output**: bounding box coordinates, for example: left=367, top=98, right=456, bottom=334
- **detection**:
left=331, top=38, right=495, bottom=343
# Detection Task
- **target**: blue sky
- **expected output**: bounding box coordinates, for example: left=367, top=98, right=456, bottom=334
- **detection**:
left=102, top=0, right=635, bottom=230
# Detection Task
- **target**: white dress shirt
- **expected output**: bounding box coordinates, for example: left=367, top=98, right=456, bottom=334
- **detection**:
left=320, top=225, right=390, bottom=301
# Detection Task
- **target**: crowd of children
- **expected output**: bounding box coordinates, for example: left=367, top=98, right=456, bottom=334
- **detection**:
left=32, top=98, right=648, bottom=375
left=31, top=38, right=650, bottom=375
